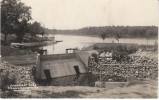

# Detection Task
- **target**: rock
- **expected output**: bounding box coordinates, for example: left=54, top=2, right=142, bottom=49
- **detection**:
left=0, top=61, right=36, bottom=88
left=88, top=50, right=158, bottom=82
left=95, top=81, right=105, bottom=88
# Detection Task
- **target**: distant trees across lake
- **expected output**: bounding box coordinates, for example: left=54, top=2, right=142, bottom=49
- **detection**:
left=1, top=0, right=157, bottom=45
left=46, top=26, right=158, bottom=39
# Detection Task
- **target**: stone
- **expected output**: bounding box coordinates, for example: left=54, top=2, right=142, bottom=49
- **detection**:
left=95, top=81, right=105, bottom=88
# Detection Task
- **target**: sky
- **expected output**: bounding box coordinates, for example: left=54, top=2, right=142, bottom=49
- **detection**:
left=21, top=0, right=158, bottom=29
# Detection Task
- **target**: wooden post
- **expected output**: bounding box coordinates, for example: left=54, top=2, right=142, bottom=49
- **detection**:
left=66, top=49, right=68, bottom=54
left=147, top=38, right=148, bottom=56
left=52, top=44, right=54, bottom=53
left=100, top=64, right=102, bottom=82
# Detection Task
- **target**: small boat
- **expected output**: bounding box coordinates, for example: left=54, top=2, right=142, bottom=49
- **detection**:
left=56, top=40, right=63, bottom=43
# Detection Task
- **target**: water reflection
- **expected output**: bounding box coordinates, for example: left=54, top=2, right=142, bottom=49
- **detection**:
left=19, top=35, right=157, bottom=55
left=49, top=74, right=88, bottom=86
left=44, top=34, right=157, bottom=54
left=36, top=73, right=127, bottom=86
left=37, top=74, right=89, bottom=86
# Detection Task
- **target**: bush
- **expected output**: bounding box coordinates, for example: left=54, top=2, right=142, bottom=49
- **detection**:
left=1, top=90, right=21, bottom=98
left=93, top=45, right=99, bottom=50
left=111, top=45, right=137, bottom=62
left=0, top=71, right=16, bottom=92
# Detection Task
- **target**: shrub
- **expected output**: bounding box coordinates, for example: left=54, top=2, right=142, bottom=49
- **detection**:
left=93, top=45, right=99, bottom=50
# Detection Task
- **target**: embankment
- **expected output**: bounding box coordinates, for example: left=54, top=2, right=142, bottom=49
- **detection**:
left=0, top=61, right=36, bottom=91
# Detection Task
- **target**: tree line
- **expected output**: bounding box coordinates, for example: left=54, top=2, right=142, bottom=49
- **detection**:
left=50, top=26, right=158, bottom=39
left=1, top=0, right=47, bottom=44
left=1, top=0, right=158, bottom=45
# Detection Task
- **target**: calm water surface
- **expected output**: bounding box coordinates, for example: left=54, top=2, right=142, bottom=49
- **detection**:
left=37, top=73, right=127, bottom=86
left=38, top=35, right=157, bottom=86
left=43, top=34, right=157, bottom=54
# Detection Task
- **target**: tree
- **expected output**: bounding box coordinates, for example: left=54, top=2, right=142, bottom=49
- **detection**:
left=100, top=32, right=107, bottom=42
left=99, top=29, right=110, bottom=42
left=115, top=33, right=121, bottom=43
left=1, top=0, right=32, bottom=43
left=28, top=22, right=41, bottom=39
left=28, top=21, right=47, bottom=41
left=146, top=29, right=153, bottom=47
left=114, top=28, right=121, bottom=43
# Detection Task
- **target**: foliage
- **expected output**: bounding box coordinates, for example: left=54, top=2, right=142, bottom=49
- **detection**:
left=1, top=90, right=22, bottom=98
left=28, top=22, right=46, bottom=36
left=1, top=0, right=32, bottom=43
left=91, top=53, right=98, bottom=63
left=52, top=26, right=158, bottom=39
left=111, top=45, right=137, bottom=62
left=23, top=21, right=47, bottom=42
left=100, top=33, right=106, bottom=41
left=1, top=34, right=17, bottom=45
left=0, top=71, right=16, bottom=91
left=95, top=44, right=138, bottom=62
left=115, top=32, right=121, bottom=42
left=138, top=45, right=158, bottom=52
left=93, top=45, right=100, bottom=50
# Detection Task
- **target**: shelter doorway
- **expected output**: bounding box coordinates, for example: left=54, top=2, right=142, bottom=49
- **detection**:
left=74, top=66, right=80, bottom=75
left=44, top=69, right=51, bottom=79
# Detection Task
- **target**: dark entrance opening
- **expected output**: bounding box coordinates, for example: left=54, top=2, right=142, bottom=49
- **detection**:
left=44, top=69, right=51, bottom=80
left=74, top=66, right=80, bottom=75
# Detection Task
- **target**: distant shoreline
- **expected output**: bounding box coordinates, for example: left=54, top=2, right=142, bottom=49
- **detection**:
left=52, top=34, right=158, bottom=40
left=46, top=26, right=158, bottom=39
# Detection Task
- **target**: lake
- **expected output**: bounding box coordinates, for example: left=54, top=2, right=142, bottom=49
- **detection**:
left=43, top=34, right=157, bottom=54
left=36, top=35, right=157, bottom=86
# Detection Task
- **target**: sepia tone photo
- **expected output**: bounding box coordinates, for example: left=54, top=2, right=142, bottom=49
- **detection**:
left=0, top=0, right=158, bottom=98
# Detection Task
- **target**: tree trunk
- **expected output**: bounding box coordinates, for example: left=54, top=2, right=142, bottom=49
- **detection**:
left=147, top=38, right=148, bottom=56
left=147, top=38, right=148, bottom=46
left=17, top=33, right=24, bottom=43
left=35, top=35, right=36, bottom=41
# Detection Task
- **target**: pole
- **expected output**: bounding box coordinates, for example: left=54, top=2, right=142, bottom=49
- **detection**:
left=53, top=32, right=55, bottom=53
left=100, top=63, right=102, bottom=82
left=147, top=38, right=148, bottom=56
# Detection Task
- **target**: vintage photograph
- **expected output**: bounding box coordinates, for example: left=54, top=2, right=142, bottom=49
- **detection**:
left=0, top=0, right=158, bottom=98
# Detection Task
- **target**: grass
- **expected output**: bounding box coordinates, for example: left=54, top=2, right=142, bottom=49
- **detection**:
left=0, top=90, right=86, bottom=98
left=1, top=90, right=21, bottom=98
left=0, top=79, right=157, bottom=98
left=132, top=92, right=156, bottom=98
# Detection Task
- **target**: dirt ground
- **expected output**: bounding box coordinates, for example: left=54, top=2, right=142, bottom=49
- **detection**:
left=1, top=79, right=158, bottom=98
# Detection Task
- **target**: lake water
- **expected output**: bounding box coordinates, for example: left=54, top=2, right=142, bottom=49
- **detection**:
left=37, top=35, right=157, bottom=86
left=43, top=34, right=157, bottom=54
